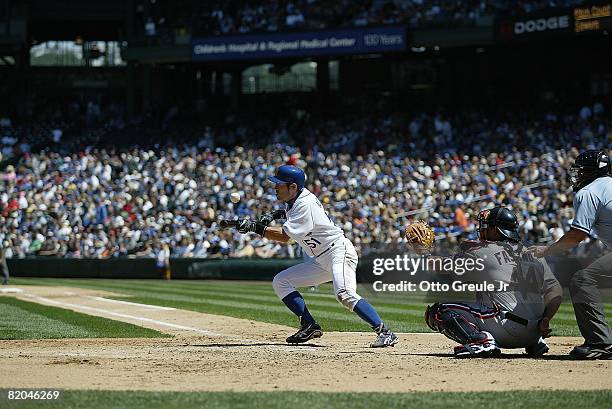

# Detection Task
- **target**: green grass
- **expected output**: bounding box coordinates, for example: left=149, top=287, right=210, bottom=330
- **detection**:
left=11, top=278, right=609, bottom=336
left=0, top=296, right=169, bottom=340
left=3, top=390, right=612, bottom=409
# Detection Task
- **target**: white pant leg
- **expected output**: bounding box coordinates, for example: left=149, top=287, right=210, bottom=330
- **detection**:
left=272, top=258, right=331, bottom=300
left=329, top=238, right=362, bottom=310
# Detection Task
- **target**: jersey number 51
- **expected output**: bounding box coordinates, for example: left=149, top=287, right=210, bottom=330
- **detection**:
left=303, top=237, right=321, bottom=249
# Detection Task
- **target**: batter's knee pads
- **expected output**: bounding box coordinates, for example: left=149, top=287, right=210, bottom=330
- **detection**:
left=335, top=288, right=359, bottom=310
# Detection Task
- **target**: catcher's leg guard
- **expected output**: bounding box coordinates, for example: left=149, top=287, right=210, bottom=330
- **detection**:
left=425, top=303, right=489, bottom=345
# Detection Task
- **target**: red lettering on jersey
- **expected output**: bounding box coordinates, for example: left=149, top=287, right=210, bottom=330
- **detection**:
left=493, top=250, right=514, bottom=265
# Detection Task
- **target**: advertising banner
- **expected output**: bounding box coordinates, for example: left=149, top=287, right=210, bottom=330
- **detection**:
left=496, top=8, right=573, bottom=42
left=496, top=3, right=612, bottom=41
left=192, top=26, right=406, bottom=61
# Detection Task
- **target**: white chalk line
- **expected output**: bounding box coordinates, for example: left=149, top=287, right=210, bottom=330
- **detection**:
left=21, top=293, right=222, bottom=337
left=15, top=290, right=326, bottom=351
left=19, top=292, right=299, bottom=347
left=79, top=295, right=176, bottom=311
left=0, top=287, right=23, bottom=294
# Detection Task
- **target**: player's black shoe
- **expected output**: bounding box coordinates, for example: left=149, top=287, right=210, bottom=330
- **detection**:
left=525, top=337, right=549, bottom=357
left=286, top=319, right=323, bottom=344
left=569, top=344, right=612, bottom=360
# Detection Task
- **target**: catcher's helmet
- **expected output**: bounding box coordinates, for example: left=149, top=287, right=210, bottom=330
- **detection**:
left=569, top=149, right=611, bottom=192
left=268, top=165, right=306, bottom=190
left=477, top=206, right=520, bottom=242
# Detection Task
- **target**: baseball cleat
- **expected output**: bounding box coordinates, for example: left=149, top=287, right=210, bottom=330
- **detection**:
left=454, top=343, right=501, bottom=358
left=286, top=322, right=323, bottom=344
left=569, top=344, right=612, bottom=360
left=525, top=337, right=549, bottom=357
left=370, top=324, right=399, bottom=348
left=454, top=332, right=500, bottom=358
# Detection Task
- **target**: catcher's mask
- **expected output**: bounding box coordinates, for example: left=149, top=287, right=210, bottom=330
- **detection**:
left=477, top=206, right=519, bottom=242
left=569, top=149, right=611, bottom=192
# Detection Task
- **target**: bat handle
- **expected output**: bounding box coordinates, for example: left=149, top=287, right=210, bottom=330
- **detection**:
left=219, top=219, right=241, bottom=229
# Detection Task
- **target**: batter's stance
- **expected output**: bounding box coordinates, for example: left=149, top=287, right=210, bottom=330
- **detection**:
left=236, top=165, right=398, bottom=347
left=531, top=149, right=612, bottom=360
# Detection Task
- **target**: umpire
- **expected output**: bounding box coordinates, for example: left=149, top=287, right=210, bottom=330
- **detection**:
left=531, top=149, right=611, bottom=359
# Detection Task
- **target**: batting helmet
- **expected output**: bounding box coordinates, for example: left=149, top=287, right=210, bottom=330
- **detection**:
left=477, top=206, right=520, bottom=242
left=268, top=165, right=306, bottom=190
left=569, top=149, right=611, bottom=192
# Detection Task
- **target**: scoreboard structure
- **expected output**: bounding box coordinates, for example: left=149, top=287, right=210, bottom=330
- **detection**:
left=496, top=2, right=612, bottom=41
left=574, top=3, right=612, bottom=33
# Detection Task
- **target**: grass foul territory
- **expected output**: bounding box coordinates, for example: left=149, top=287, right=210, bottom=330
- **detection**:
left=0, top=296, right=169, bottom=340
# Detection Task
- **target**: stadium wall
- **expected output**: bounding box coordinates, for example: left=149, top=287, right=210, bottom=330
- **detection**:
left=6, top=258, right=301, bottom=280
left=6, top=255, right=589, bottom=284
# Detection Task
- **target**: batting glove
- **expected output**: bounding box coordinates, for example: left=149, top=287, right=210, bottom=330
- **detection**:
left=258, top=209, right=287, bottom=226
left=237, top=219, right=267, bottom=236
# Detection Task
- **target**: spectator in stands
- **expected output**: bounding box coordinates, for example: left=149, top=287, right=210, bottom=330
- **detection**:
left=147, top=0, right=588, bottom=37
left=0, top=102, right=608, bottom=260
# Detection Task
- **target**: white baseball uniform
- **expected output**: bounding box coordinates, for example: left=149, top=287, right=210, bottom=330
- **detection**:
left=272, top=188, right=362, bottom=310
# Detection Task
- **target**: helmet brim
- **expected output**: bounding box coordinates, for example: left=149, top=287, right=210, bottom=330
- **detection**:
left=268, top=176, right=289, bottom=184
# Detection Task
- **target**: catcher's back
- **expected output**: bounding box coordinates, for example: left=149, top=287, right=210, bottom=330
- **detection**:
left=460, top=241, right=559, bottom=320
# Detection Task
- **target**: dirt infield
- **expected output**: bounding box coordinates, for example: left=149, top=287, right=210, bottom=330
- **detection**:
left=1, top=286, right=611, bottom=392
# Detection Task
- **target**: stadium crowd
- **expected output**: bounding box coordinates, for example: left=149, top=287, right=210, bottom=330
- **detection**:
left=0, top=101, right=609, bottom=260
left=135, top=0, right=587, bottom=38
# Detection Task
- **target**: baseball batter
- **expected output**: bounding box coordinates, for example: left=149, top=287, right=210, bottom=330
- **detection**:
left=530, top=149, right=612, bottom=359
left=420, top=207, right=562, bottom=357
left=236, top=165, right=398, bottom=347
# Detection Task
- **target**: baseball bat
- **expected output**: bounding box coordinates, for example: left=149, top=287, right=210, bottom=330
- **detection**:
left=219, top=219, right=241, bottom=229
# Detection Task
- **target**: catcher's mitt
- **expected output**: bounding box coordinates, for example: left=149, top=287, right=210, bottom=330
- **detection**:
left=405, top=221, right=435, bottom=254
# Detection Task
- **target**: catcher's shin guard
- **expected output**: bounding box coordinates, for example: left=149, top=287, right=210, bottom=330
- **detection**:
left=425, top=303, right=489, bottom=345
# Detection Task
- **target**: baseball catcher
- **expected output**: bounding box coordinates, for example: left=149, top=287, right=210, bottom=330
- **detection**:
left=408, top=207, right=563, bottom=358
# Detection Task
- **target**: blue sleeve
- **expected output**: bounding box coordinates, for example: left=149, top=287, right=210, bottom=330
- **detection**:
left=572, top=189, right=600, bottom=234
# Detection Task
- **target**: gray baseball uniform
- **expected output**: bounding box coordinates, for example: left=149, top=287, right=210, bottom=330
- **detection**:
left=1, top=247, right=9, bottom=285
left=444, top=240, right=560, bottom=348
left=569, top=176, right=612, bottom=346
